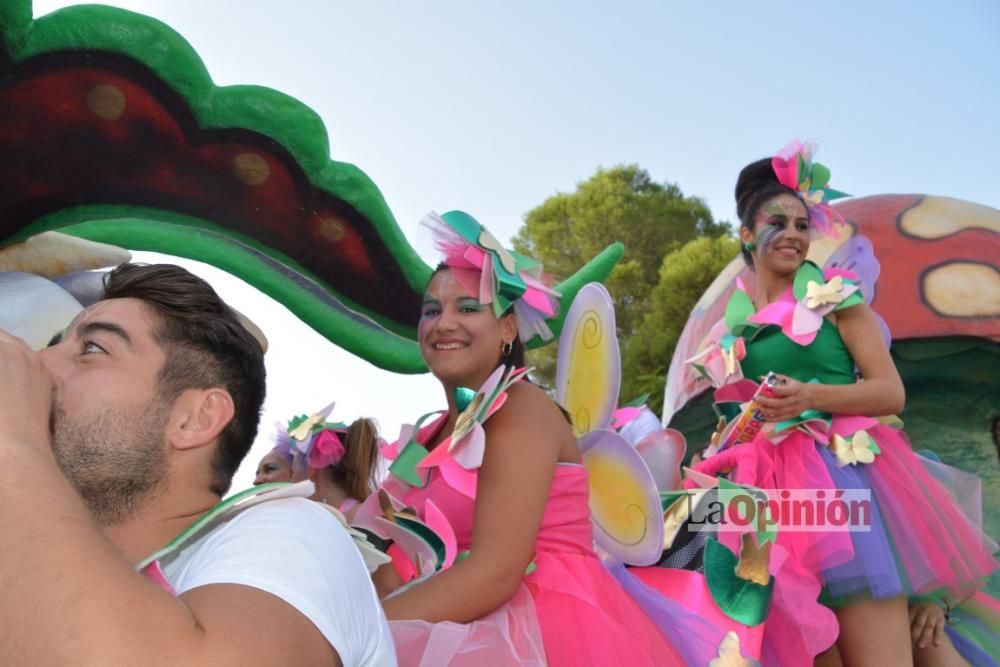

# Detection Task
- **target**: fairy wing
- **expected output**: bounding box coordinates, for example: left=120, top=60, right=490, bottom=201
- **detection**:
left=823, top=234, right=880, bottom=303
left=578, top=428, right=664, bottom=566
left=823, top=234, right=892, bottom=347
left=555, top=282, right=621, bottom=437
left=556, top=283, right=664, bottom=564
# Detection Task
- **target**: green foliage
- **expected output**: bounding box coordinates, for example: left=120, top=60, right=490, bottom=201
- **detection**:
left=513, top=164, right=727, bottom=386
left=621, top=235, right=740, bottom=414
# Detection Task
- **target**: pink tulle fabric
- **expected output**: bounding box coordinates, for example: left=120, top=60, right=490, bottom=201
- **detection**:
left=390, top=583, right=547, bottom=666
left=692, top=418, right=998, bottom=664
left=392, top=465, right=690, bottom=666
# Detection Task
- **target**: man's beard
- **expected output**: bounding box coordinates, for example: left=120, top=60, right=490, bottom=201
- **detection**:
left=50, top=398, right=170, bottom=527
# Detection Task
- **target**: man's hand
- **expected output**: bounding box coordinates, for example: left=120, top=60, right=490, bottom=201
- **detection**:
left=0, top=330, right=52, bottom=454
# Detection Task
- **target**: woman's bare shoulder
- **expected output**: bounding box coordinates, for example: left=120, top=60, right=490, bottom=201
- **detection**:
left=487, top=380, right=569, bottom=436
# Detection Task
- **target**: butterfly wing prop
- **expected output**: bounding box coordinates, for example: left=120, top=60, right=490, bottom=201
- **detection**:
left=555, top=282, right=621, bottom=437
left=578, top=428, right=665, bottom=566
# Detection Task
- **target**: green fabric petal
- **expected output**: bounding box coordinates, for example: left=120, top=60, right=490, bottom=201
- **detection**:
left=792, top=261, right=826, bottom=300
left=287, top=414, right=309, bottom=432
left=833, top=288, right=865, bottom=311
left=725, top=288, right=756, bottom=335
left=494, top=273, right=526, bottom=308
left=453, top=387, right=476, bottom=413
left=810, top=163, right=831, bottom=190
left=388, top=440, right=429, bottom=488
left=440, top=210, right=482, bottom=245
left=395, top=515, right=446, bottom=570
left=494, top=292, right=514, bottom=317
left=704, top=538, right=774, bottom=626
left=773, top=408, right=831, bottom=434
left=863, top=431, right=881, bottom=455
left=659, top=490, right=691, bottom=513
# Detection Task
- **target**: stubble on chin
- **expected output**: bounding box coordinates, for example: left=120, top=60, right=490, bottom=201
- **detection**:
left=50, top=401, right=170, bottom=527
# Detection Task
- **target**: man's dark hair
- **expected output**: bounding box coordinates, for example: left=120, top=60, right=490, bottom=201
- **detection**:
left=102, top=263, right=266, bottom=495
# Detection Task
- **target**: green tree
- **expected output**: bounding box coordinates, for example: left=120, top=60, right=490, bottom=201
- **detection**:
left=621, top=235, right=740, bottom=414
left=513, top=164, right=727, bottom=385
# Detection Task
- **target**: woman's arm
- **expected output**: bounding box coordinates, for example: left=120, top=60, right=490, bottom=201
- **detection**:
left=382, top=383, right=565, bottom=622
left=756, top=303, right=905, bottom=421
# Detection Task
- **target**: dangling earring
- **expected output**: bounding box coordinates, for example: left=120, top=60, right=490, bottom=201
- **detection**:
left=501, top=340, right=513, bottom=357
left=743, top=241, right=756, bottom=252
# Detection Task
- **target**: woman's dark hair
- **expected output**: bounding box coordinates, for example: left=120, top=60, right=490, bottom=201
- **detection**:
left=324, top=418, right=380, bottom=502
left=734, top=157, right=800, bottom=267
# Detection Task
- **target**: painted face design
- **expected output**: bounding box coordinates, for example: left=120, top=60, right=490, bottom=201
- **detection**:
left=756, top=199, right=810, bottom=252
left=745, top=194, right=811, bottom=274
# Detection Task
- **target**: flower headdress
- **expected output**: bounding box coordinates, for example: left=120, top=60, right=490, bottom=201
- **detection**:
left=274, top=402, right=349, bottom=474
left=421, top=210, right=562, bottom=342
left=771, top=139, right=850, bottom=237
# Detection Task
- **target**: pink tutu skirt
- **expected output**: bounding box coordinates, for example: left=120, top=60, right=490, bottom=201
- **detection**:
left=390, top=584, right=546, bottom=667
left=390, top=549, right=714, bottom=666
left=694, top=415, right=998, bottom=664
left=704, top=418, right=997, bottom=602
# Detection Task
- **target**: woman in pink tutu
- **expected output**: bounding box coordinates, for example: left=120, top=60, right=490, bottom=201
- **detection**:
left=689, top=140, right=997, bottom=665
left=378, top=210, right=723, bottom=666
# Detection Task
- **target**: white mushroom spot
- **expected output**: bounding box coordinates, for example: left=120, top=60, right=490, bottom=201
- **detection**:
left=924, top=262, right=1000, bottom=317
left=902, top=197, right=1000, bottom=239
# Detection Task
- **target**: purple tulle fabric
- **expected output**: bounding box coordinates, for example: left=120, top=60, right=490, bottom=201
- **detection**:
left=606, top=561, right=727, bottom=666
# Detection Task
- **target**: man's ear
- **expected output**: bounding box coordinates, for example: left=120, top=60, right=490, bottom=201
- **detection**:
left=167, top=388, right=235, bottom=451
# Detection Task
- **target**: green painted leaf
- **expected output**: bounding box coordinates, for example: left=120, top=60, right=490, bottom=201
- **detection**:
left=704, top=538, right=774, bottom=626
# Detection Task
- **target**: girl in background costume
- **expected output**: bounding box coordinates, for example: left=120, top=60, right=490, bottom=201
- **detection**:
left=688, top=140, right=997, bottom=665
left=254, top=411, right=381, bottom=519
left=377, top=211, right=722, bottom=666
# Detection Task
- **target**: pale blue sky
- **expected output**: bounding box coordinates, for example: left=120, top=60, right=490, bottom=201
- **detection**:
left=32, top=0, right=1000, bottom=489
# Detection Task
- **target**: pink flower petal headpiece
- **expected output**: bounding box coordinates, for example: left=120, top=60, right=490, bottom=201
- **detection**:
left=772, top=139, right=850, bottom=238
left=276, top=402, right=349, bottom=473
left=421, top=210, right=561, bottom=342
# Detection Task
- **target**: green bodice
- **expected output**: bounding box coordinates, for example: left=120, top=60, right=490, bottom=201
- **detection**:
left=740, top=319, right=858, bottom=386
